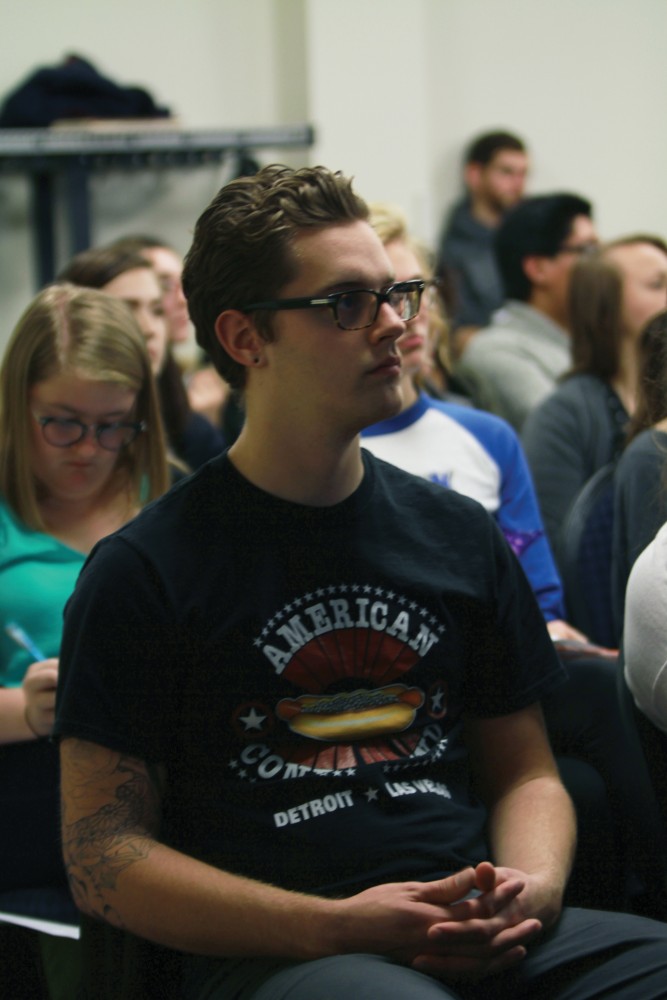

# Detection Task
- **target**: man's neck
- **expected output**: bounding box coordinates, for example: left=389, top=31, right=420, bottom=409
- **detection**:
left=228, top=425, right=365, bottom=507
left=527, top=291, right=569, bottom=332
left=469, top=194, right=502, bottom=229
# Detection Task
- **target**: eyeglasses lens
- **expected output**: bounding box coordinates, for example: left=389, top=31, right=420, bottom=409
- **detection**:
left=41, top=418, right=139, bottom=451
left=335, top=291, right=377, bottom=330
left=97, top=426, right=139, bottom=450
left=333, top=284, right=423, bottom=330
left=42, top=419, right=85, bottom=447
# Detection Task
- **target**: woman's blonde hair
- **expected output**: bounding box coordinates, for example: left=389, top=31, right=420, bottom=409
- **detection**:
left=368, top=201, right=450, bottom=376
left=0, top=283, right=169, bottom=530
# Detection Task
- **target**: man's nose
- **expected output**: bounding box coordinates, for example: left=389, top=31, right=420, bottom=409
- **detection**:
left=371, top=301, right=406, bottom=341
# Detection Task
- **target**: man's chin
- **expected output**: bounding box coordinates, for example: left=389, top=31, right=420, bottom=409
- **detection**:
left=371, top=385, right=404, bottom=425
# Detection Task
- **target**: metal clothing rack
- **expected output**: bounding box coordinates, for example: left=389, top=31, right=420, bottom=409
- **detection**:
left=0, top=124, right=315, bottom=286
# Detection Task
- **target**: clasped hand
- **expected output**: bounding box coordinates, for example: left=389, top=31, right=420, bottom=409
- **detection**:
left=22, top=658, right=59, bottom=738
left=338, top=861, right=544, bottom=983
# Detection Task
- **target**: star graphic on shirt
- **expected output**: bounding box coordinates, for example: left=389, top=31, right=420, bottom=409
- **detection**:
left=365, top=788, right=379, bottom=802
left=431, top=687, right=445, bottom=712
left=239, top=707, right=267, bottom=731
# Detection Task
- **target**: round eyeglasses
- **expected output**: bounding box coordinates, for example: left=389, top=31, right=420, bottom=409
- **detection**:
left=242, top=279, right=425, bottom=331
left=33, top=414, right=146, bottom=451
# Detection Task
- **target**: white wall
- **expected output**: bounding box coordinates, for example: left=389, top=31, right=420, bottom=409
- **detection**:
left=423, top=0, right=667, bottom=244
left=306, top=0, right=667, bottom=246
left=305, top=0, right=435, bottom=233
left=1, top=0, right=666, bottom=350
left=0, top=0, right=305, bottom=340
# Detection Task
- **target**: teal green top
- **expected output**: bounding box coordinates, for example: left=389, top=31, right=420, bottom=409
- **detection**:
left=0, top=497, right=86, bottom=687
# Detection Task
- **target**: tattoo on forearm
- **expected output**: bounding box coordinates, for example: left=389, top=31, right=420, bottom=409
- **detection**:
left=61, top=744, right=163, bottom=927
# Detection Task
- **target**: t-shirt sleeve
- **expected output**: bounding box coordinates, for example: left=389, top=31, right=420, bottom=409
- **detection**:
left=455, top=409, right=565, bottom=622
left=458, top=512, right=566, bottom=718
left=54, top=535, right=184, bottom=763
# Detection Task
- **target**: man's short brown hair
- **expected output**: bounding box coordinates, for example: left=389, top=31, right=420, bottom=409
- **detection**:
left=182, top=164, right=369, bottom=389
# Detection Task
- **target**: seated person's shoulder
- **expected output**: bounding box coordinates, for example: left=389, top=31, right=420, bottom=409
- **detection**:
left=369, top=449, right=490, bottom=516
left=428, top=397, right=520, bottom=449
left=522, top=381, right=573, bottom=429
left=616, top=427, right=666, bottom=477
left=456, top=316, right=525, bottom=371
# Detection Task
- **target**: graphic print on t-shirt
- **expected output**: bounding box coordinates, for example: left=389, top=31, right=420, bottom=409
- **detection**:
left=234, top=582, right=450, bottom=777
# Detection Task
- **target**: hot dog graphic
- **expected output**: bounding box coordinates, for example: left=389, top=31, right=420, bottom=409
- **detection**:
left=276, top=683, right=425, bottom=742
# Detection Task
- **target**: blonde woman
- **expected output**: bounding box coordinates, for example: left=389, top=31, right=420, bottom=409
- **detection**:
left=0, top=283, right=169, bottom=993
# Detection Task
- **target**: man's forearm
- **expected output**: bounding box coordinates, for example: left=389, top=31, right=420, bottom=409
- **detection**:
left=69, top=833, right=341, bottom=959
left=487, top=774, right=576, bottom=924
left=60, top=737, right=340, bottom=958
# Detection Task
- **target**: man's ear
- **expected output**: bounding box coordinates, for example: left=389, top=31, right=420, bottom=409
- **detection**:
left=522, top=255, right=552, bottom=289
left=464, top=162, right=482, bottom=194
left=214, top=310, right=266, bottom=368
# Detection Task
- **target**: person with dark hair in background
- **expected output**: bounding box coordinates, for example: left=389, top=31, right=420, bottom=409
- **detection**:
left=437, top=130, right=529, bottom=356
left=455, top=193, right=597, bottom=431
left=55, top=165, right=667, bottom=1000
left=59, top=246, right=225, bottom=472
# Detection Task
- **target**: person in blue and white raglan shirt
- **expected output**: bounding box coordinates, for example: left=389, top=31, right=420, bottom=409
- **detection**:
left=362, top=203, right=585, bottom=643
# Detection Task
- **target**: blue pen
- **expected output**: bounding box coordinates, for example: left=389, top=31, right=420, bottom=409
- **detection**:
left=4, top=621, right=46, bottom=661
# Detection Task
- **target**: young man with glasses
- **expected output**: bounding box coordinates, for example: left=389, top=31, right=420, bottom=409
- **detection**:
left=54, top=166, right=666, bottom=999
left=455, top=193, right=598, bottom=431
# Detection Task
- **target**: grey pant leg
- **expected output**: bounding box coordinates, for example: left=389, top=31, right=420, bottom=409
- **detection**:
left=184, top=908, right=667, bottom=1000
left=185, top=953, right=462, bottom=1000
left=503, top=907, right=667, bottom=1000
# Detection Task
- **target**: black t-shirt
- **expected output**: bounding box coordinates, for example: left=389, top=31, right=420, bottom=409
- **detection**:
left=55, top=451, right=563, bottom=897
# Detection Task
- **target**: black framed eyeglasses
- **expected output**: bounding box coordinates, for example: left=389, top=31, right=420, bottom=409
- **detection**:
left=242, top=279, right=426, bottom=331
left=33, top=414, right=146, bottom=451
left=555, top=242, right=599, bottom=258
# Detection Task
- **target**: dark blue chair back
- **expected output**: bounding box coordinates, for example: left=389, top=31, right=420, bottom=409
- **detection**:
left=561, top=463, right=616, bottom=647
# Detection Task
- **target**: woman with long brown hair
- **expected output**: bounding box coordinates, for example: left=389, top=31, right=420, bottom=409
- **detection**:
left=522, top=236, right=667, bottom=571
left=59, top=246, right=225, bottom=473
